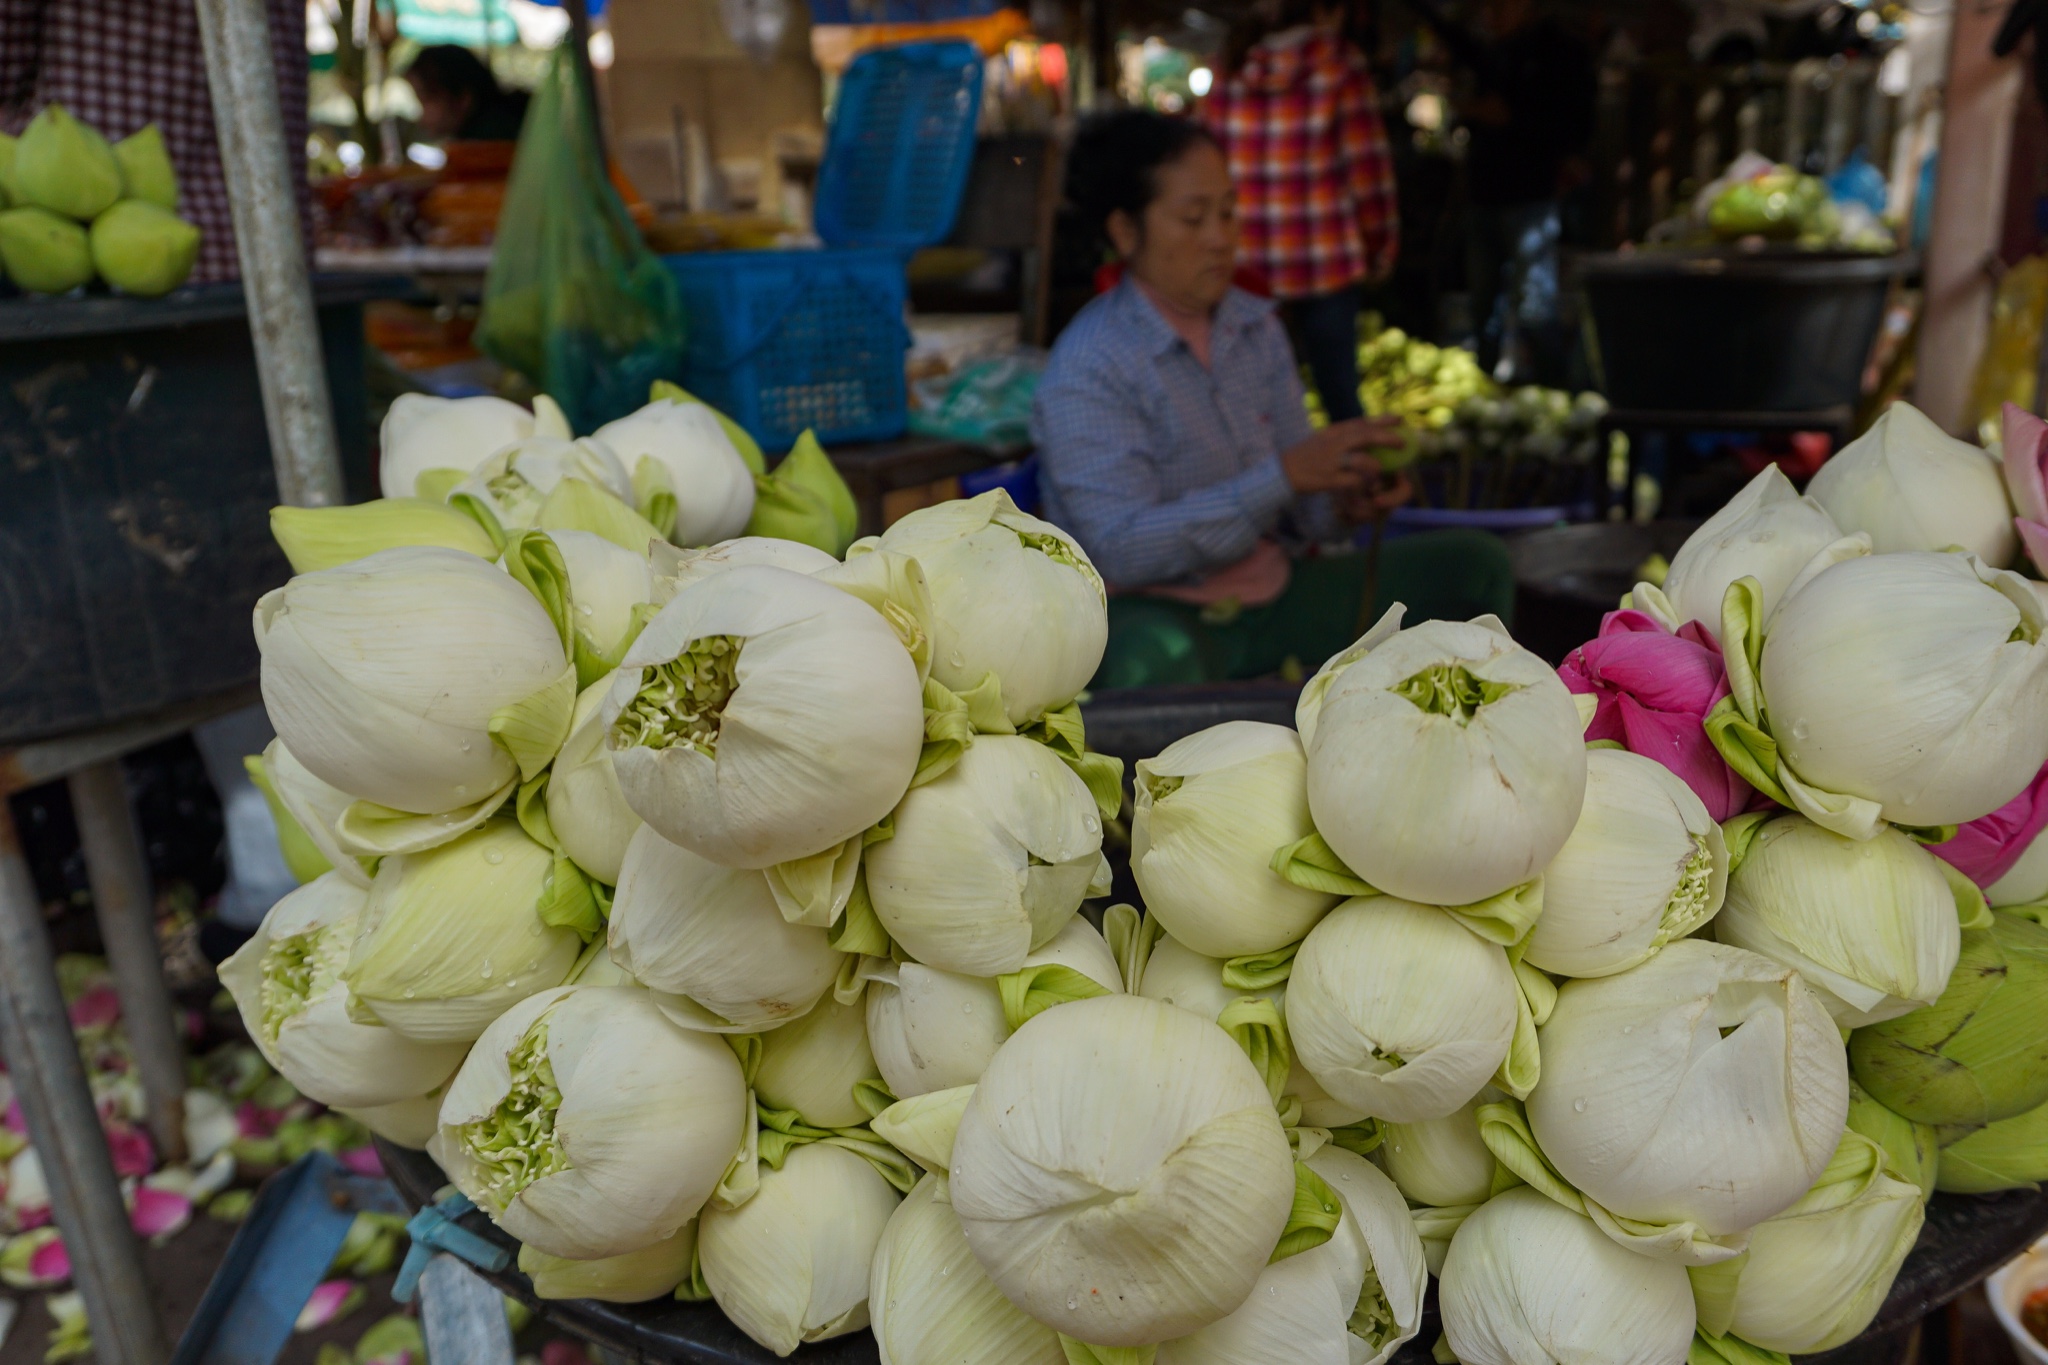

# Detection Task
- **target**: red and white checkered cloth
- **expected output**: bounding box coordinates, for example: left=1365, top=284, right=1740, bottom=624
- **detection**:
left=1, top=0, right=311, bottom=284
left=1203, top=29, right=1400, bottom=300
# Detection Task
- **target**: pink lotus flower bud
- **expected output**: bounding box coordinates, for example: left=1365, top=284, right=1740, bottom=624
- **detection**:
left=1931, top=760, right=2048, bottom=899
left=2002, top=403, right=2048, bottom=574
left=1559, top=609, right=1756, bottom=822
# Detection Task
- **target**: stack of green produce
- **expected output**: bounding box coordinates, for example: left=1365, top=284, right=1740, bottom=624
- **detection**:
left=0, top=106, right=201, bottom=298
left=1355, top=327, right=1610, bottom=508
left=221, top=385, right=2048, bottom=1364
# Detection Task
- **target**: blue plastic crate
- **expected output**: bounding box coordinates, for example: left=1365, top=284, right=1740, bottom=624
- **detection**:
left=663, top=247, right=910, bottom=450
left=816, top=42, right=984, bottom=249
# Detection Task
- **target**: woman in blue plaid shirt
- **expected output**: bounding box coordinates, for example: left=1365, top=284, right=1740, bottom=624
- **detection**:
left=1033, top=110, right=1515, bottom=690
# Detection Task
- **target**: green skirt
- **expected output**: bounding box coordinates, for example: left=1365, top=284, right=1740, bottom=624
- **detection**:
left=1092, top=528, right=1517, bottom=690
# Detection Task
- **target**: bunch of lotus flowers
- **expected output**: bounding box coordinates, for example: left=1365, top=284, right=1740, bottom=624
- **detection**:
left=225, top=388, right=2048, bottom=1364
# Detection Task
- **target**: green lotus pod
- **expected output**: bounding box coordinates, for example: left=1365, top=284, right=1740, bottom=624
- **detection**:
left=91, top=200, right=200, bottom=297
left=112, top=124, right=178, bottom=209
left=14, top=105, right=123, bottom=221
left=1850, top=910, right=2048, bottom=1128
left=0, top=207, right=93, bottom=294
left=1935, top=1098, right=2048, bottom=1193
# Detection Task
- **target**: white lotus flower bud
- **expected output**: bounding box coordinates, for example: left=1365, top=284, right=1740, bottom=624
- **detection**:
left=461, top=435, right=637, bottom=534
left=549, top=529, right=652, bottom=677
left=256, top=547, right=573, bottom=816
left=867, top=736, right=1109, bottom=976
left=950, top=994, right=1296, bottom=1346
left=432, top=984, right=748, bottom=1260
left=343, top=820, right=584, bottom=1042
left=1380, top=1088, right=1503, bottom=1209
left=1302, top=617, right=1586, bottom=906
left=853, top=490, right=1105, bottom=726
left=595, top=398, right=756, bottom=547
left=1758, top=551, right=2048, bottom=830
left=1439, top=1188, right=1697, bottom=1365
left=1289, top=899, right=1518, bottom=1123
left=338, top=1088, right=443, bottom=1149
left=1644, top=464, right=1858, bottom=632
left=1132, top=722, right=1337, bottom=958
left=1528, top=940, right=1848, bottom=1245
left=1524, top=748, right=1728, bottom=979
left=219, top=873, right=467, bottom=1108
left=698, top=1142, right=902, bottom=1357
left=1807, top=402, right=2017, bottom=564
left=864, top=917, right=1121, bottom=1098
left=378, top=393, right=537, bottom=499
left=752, top=993, right=882, bottom=1129
left=605, top=565, right=924, bottom=868
left=259, top=739, right=368, bottom=888
left=519, top=1222, right=697, bottom=1303
left=1691, top=1131, right=1924, bottom=1355
left=543, top=676, right=643, bottom=887
left=1157, top=1147, right=1426, bottom=1365
left=871, top=1173, right=1065, bottom=1365
left=608, top=825, right=841, bottom=1031
left=1715, top=816, right=1970, bottom=1026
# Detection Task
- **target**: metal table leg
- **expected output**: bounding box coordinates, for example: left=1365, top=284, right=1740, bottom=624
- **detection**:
left=0, top=802, right=168, bottom=1365
left=68, top=761, right=187, bottom=1165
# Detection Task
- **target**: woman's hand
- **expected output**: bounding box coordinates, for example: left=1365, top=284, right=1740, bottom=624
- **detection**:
left=1340, top=471, right=1415, bottom=524
left=1281, top=417, right=1406, bottom=495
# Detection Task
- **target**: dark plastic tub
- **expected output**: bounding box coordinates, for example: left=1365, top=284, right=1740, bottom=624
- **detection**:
left=1578, top=250, right=1911, bottom=415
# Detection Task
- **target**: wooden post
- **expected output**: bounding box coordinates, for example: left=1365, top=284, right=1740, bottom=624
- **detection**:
left=67, top=761, right=187, bottom=1165
left=0, top=805, right=168, bottom=1365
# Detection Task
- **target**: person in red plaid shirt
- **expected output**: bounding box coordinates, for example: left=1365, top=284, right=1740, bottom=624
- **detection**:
left=1204, top=0, right=1398, bottom=422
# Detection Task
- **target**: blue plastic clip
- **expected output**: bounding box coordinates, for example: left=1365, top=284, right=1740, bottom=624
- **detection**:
left=393, top=1191, right=512, bottom=1302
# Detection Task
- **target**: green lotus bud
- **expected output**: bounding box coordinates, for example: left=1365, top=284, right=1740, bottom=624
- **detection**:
left=91, top=200, right=199, bottom=297
left=112, top=125, right=178, bottom=209
left=1935, top=1097, right=2048, bottom=1193
left=1846, top=1081, right=1938, bottom=1202
left=744, top=470, right=841, bottom=554
left=0, top=207, right=92, bottom=294
left=1850, top=910, right=2048, bottom=1127
left=777, top=432, right=857, bottom=554
left=14, top=105, right=122, bottom=221
left=0, top=132, right=15, bottom=206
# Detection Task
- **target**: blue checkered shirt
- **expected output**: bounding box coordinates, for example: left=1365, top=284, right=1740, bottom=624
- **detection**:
left=1031, top=279, right=1342, bottom=590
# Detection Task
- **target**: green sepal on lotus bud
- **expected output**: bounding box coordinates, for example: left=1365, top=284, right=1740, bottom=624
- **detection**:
left=90, top=200, right=198, bottom=297
left=218, top=871, right=469, bottom=1109
left=0, top=206, right=92, bottom=294
left=1935, top=1094, right=2048, bottom=1193
left=519, top=1222, right=699, bottom=1303
left=431, top=984, right=750, bottom=1261
left=268, top=499, right=499, bottom=575
left=1687, top=1130, right=1924, bottom=1356
left=1845, top=1081, right=1939, bottom=1202
left=12, top=105, right=122, bottom=221
left=1850, top=908, right=2048, bottom=1127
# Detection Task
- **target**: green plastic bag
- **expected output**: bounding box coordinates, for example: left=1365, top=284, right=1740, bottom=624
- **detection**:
left=476, top=45, right=683, bottom=433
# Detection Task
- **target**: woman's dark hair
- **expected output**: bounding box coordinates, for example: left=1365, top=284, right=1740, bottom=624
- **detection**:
left=405, top=44, right=502, bottom=106
left=1065, top=109, right=1221, bottom=251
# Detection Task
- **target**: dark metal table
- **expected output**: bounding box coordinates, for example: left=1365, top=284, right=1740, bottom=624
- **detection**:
left=825, top=435, right=1017, bottom=538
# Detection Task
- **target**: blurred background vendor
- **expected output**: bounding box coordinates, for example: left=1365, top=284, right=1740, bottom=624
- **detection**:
left=1034, top=109, right=1514, bottom=691
left=404, top=45, right=530, bottom=142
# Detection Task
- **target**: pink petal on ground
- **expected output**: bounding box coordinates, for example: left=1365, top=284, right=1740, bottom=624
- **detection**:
left=15, top=1206, right=51, bottom=1232
left=129, top=1186, right=192, bottom=1240
left=103, top=1124, right=155, bottom=1179
left=542, top=1340, right=592, bottom=1365
left=66, top=985, right=121, bottom=1031
left=338, top=1147, right=385, bottom=1178
left=235, top=1102, right=280, bottom=1139
left=5, top=1101, right=26, bottom=1136
left=29, top=1234, right=69, bottom=1284
left=296, top=1280, right=363, bottom=1332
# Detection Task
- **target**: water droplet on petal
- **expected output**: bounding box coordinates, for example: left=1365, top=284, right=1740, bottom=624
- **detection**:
left=1573, top=1098, right=1587, bottom=1113
left=949, top=652, right=965, bottom=670
left=1790, top=720, right=1811, bottom=741
left=1066, top=1299, right=1078, bottom=1311
left=484, top=850, right=505, bottom=865
left=578, top=602, right=595, bottom=616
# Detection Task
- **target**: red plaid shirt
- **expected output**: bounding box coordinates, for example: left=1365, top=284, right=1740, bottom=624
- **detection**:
left=1, top=0, right=310, bottom=284
left=1203, top=29, right=1399, bottom=299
